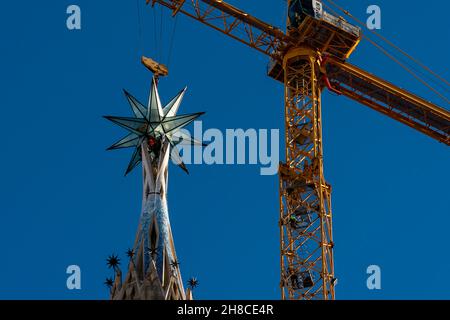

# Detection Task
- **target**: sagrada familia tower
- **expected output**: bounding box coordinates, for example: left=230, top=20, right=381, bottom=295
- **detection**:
left=104, top=75, right=204, bottom=300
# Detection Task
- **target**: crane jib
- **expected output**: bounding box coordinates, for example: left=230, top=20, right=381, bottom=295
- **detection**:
left=199, top=0, right=291, bottom=43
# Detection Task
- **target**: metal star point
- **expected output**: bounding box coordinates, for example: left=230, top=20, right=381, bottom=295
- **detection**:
left=104, top=78, right=205, bottom=175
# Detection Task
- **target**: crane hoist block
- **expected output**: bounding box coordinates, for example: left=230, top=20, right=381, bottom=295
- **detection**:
left=141, top=56, right=169, bottom=78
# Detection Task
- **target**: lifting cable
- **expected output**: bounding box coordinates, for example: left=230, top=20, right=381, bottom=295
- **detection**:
left=136, top=0, right=144, bottom=57
left=167, top=15, right=179, bottom=71
left=281, top=0, right=288, bottom=28
left=322, top=0, right=450, bottom=90
left=143, top=3, right=178, bottom=74
left=153, top=5, right=159, bottom=62
left=321, top=0, right=450, bottom=104
left=362, top=34, right=450, bottom=105
left=159, top=5, right=164, bottom=63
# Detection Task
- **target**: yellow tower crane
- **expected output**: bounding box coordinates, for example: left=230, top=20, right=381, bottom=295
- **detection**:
left=145, top=0, right=450, bottom=300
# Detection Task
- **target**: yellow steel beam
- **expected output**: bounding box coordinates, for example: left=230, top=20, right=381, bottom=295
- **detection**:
left=327, top=57, right=450, bottom=145
left=331, top=58, right=450, bottom=121
left=150, top=0, right=290, bottom=58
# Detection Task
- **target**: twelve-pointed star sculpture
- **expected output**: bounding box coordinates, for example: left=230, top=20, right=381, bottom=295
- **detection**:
left=104, top=78, right=205, bottom=175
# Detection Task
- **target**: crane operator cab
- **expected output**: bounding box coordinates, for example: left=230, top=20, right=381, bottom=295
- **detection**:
left=268, top=0, right=361, bottom=82
left=288, top=0, right=322, bottom=29
left=287, top=0, right=360, bottom=41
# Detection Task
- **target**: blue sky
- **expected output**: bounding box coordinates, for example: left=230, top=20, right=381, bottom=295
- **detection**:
left=0, top=0, right=448, bottom=300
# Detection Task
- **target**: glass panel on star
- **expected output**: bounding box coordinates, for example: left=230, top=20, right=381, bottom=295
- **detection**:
left=169, top=142, right=188, bottom=174
left=107, top=133, right=141, bottom=150
left=149, top=123, right=164, bottom=136
left=124, top=90, right=147, bottom=118
left=125, top=146, right=142, bottom=175
left=162, top=88, right=186, bottom=118
left=162, top=113, right=203, bottom=134
left=105, top=116, right=148, bottom=135
left=147, top=121, right=163, bottom=135
left=168, top=131, right=204, bottom=146
left=148, top=78, right=163, bottom=122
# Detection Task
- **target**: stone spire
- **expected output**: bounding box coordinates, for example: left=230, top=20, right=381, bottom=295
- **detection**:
left=104, top=77, right=204, bottom=300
